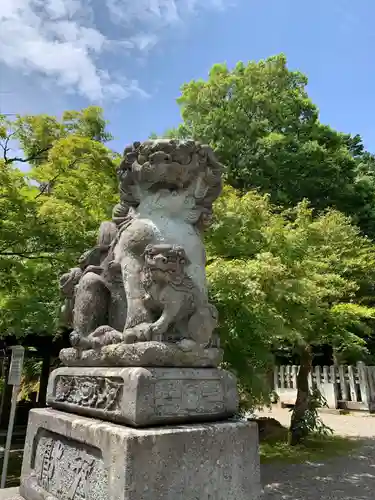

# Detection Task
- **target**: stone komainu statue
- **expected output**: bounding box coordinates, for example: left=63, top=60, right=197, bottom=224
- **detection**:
left=60, top=139, right=223, bottom=350
left=59, top=220, right=126, bottom=339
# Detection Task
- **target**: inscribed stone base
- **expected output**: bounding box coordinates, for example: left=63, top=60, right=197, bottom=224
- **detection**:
left=20, top=408, right=261, bottom=500
left=46, top=367, right=238, bottom=427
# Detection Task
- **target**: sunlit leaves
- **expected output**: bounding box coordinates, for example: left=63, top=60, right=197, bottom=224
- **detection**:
left=0, top=107, right=118, bottom=336
left=176, top=54, right=375, bottom=237
left=205, top=187, right=375, bottom=398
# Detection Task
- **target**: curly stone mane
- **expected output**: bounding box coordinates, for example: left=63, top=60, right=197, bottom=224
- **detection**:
left=112, top=139, right=223, bottom=229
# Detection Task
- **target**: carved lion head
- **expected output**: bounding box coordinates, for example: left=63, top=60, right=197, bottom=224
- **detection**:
left=115, top=139, right=223, bottom=230
left=143, top=244, right=190, bottom=282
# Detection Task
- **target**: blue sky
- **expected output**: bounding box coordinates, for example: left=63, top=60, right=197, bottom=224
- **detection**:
left=1, top=0, right=375, bottom=156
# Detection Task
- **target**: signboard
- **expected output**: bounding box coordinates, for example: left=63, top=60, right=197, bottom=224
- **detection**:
left=1, top=346, right=25, bottom=487
left=8, top=345, right=24, bottom=386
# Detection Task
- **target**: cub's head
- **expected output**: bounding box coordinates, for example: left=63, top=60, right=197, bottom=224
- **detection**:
left=143, top=244, right=189, bottom=276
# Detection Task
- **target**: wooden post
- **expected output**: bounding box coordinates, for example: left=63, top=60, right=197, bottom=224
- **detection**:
left=273, top=366, right=279, bottom=391
left=357, top=362, right=371, bottom=409
left=330, top=365, right=336, bottom=385
left=0, top=354, right=13, bottom=429
left=291, top=365, right=298, bottom=389
left=314, top=366, right=321, bottom=389
left=347, top=365, right=357, bottom=402
left=339, top=365, right=349, bottom=401
left=280, top=366, right=285, bottom=389
left=285, top=365, right=291, bottom=388
left=38, top=351, right=51, bottom=407
left=308, top=370, right=313, bottom=390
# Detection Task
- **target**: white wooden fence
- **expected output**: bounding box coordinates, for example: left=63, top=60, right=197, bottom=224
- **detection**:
left=273, top=363, right=375, bottom=412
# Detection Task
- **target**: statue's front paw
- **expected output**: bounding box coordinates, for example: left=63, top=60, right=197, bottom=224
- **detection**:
left=176, top=339, right=198, bottom=352
left=69, top=331, right=81, bottom=347
left=123, top=322, right=153, bottom=344
left=150, top=325, right=164, bottom=342
left=123, top=330, right=138, bottom=344
left=89, top=326, right=123, bottom=347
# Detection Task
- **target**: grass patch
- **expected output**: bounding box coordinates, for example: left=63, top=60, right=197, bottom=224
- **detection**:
left=260, top=431, right=362, bottom=464
left=0, top=451, right=23, bottom=487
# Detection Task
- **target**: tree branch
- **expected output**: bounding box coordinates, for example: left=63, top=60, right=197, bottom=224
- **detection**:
left=0, top=251, right=65, bottom=262
left=4, top=146, right=52, bottom=165
left=0, top=131, right=16, bottom=163
left=0, top=128, right=52, bottom=166
left=35, top=157, right=82, bottom=199
left=35, top=173, right=61, bottom=199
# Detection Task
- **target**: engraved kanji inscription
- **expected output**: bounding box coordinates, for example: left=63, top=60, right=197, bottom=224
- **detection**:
left=154, top=378, right=225, bottom=416
left=34, top=430, right=108, bottom=500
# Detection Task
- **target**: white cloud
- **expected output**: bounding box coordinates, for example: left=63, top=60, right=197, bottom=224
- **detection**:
left=106, top=0, right=230, bottom=25
left=0, top=0, right=145, bottom=101
left=106, top=0, right=179, bottom=25
left=129, top=34, right=159, bottom=52
left=42, top=0, right=82, bottom=19
left=0, top=0, right=231, bottom=102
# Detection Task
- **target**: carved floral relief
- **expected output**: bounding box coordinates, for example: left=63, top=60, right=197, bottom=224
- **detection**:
left=54, top=376, right=122, bottom=411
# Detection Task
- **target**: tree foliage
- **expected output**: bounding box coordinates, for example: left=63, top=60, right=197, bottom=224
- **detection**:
left=175, top=54, right=375, bottom=238
left=0, top=107, right=118, bottom=337
left=167, top=55, right=375, bottom=438
left=206, top=187, right=375, bottom=403
left=3, top=94, right=375, bottom=445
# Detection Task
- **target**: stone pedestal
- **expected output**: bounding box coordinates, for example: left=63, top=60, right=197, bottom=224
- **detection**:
left=46, top=367, right=238, bottom=427
left=17, top=364, right=261, bottom=500
left=19, top=408, right=261, bottom=500
left=16, top=364, right=261, bottom=499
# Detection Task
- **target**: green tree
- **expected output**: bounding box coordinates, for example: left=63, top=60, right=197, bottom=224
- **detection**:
left=175, top=54, right=375, bottom=238
left=0, top=108, right=119, bottom=337
left=206, top=186, right=375, bottom=443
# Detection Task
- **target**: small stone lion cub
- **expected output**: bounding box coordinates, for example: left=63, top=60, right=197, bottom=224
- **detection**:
left=141, top=243, right=218, bottom=346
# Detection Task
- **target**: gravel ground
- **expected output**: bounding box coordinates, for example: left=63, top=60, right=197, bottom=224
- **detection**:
left=258, top=408, right=375, bottom=499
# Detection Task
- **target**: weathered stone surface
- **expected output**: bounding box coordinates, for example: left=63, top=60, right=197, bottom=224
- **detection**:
left=46, top=367, right=238, bottom=427
left=60, top=140, right=224, bottom=356
left=20, top=408, right=261, bottom=500
left=0, top=488, right=21, bottom=500
left=23, top=430, right=108, bottom=500
left=59, top=341, right=223, bottom=368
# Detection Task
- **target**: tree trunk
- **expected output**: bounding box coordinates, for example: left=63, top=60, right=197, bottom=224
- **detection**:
left=332, top=348, right=339, bottom=366
left=288, top=344, right=312, bottom=446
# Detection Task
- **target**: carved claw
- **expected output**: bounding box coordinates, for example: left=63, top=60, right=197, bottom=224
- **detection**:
left=149, top=324, right=165, bottom=342
left=176, top=339, right=199, bottom=352
left=151, top=332, right=163, bottom=342
left=70, top=326, right=124, bottom=349
left=123, top=322, right=153, bottom=344
left=123, top=331, right=138, bottom=344
left=69, top=331, right=82, bottom=347
left=90, top=326, right=123, bottom=345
